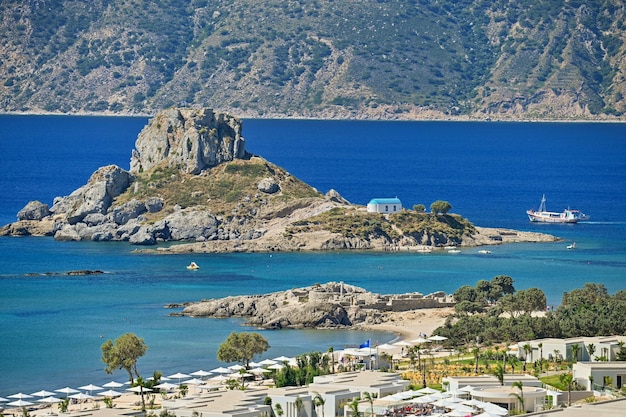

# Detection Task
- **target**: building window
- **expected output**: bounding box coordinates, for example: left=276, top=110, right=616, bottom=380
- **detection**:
left=385, top=205, right=388, bottom=211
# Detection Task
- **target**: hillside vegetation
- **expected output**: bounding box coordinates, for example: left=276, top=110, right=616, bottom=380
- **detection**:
left=1, top=0, right=624, bottom=119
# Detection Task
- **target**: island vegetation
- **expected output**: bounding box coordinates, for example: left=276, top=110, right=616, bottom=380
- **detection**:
left=1, top=0, right=624, bottom=120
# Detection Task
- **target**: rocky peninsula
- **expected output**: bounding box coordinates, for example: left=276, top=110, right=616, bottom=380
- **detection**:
left=0, top=107, right=558, bottom=251
left=169, top=281, right=455, bottom=331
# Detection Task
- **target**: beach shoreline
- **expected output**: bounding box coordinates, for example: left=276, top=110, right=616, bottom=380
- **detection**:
left=355, top=307, right=455, bottom=343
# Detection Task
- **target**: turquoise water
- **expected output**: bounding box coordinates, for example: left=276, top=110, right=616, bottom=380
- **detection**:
left=0, top=116, right=624, bottom=397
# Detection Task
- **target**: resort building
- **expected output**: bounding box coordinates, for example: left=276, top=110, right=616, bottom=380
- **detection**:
left=515, top=335, right=626, bottom=363
left=572, top=361, right=626, bottom=391
left=366, top=198, right=402, bottom=214
left=442, top=374, right=552, bottom=413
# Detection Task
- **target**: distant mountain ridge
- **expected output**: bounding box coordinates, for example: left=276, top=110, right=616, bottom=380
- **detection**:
left=1, top=0, right=624, bottom=120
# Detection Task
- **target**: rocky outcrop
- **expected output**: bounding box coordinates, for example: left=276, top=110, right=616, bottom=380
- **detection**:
left=130, top=108, right=249, bottom=175
left=17, top=201, right=50, bottom=221
left=173, top=282, right=453, bottom=330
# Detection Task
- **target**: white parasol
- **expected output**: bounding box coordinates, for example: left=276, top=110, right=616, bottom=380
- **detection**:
left=8, top=399, right=34, bottom=407
left=228, top=364, right=244, bottom=371
left=259, top=359, right=277, bottom=366
left=427, top=335, right=448, bottom=342
left=55, top=387, right=79, bottom=397
left=153, top=382, right=177, bottom=391
left=98, top=390, right=123, bottom=397
left=190, top=370, right=212, bottom=378
left=102, top=381, right=124, bottom=389
left=210, top=367, right=231, bottom=374
left=30, top=390, right=56, bottom=398
left=78, top=384, right=102, bottom=395
left=8, top=393, right=33, bottom=400
left=167, top=372, right=191, bottom=384
left=126, top=386, right=152, bottom=393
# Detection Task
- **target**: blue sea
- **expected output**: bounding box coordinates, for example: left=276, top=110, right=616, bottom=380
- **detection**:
left=0, top=115, right=625, bottom=398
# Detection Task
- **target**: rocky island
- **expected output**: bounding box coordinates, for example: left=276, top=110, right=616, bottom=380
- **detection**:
left=0, top=107, right=558, bottom=251
left=169, top=281, right=455, bottom=331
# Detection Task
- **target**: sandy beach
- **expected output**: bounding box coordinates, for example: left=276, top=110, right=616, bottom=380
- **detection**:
left=356, top=307, right=455, bottom=344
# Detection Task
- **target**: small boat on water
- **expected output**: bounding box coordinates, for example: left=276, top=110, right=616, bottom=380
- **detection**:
left=478, top=249, right=492, bottom=254
left=527, top=194, right=589, bottom=223
left=187, top=262, right=200, bottom=270
left=567, top=242, right=576, bottom=249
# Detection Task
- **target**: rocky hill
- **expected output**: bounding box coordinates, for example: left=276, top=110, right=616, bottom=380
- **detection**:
left=0, top=107, right=557, bottom=250
left=0, top=0, right=624, bottom=120
left=169, top=282, right=455, bottom=330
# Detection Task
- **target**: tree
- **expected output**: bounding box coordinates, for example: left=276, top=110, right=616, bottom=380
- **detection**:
left=274, top=403, right=284, bottom=417
left=362, top=392, right=377, bottom=417
left=430, top=200, right=451, bottom=214
left=571, top=343, right=581, bottom=363
left=294, top=396, right=304, bottom=417
left=217, top=332, right=270, bottom=368
left=413, top=204, right=426, bottom=213
left=559, top=373, right=574, bottom=406
left=472, top=347, right=480, bottom=373
left=493, top=363, right=504, bottom=386
left=348, top=397, right=361, bottom=417
left=511, top=380, right=525, bottom=413
left=587, top=343, right=596, bottom=359
left=523, top=344, right=532, bottom=369
left=101, top=333, right=147, bottom=384
left=313, top=392, right=325, bottom=417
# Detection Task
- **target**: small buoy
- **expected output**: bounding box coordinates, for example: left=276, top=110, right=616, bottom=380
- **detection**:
left=187, top=262, right=199, bottom=270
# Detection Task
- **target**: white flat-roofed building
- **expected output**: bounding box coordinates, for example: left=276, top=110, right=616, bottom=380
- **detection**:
left=572, top=361, right=626, bottom=391
left=366, top=198, right=402, bottom=214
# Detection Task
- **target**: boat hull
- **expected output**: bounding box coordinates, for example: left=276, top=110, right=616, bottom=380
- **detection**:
left=526, top=210, right=581, bottom=223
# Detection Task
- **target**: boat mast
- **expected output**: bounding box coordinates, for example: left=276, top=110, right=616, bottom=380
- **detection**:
left=539, top=194, right=547, bottom=212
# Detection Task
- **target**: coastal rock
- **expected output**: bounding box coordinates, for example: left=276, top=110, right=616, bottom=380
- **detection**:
left=17, top=201, right=50, bottom=221
left=145, top=197, right=164, bottom=213
left=51, top=165, right=134, bottom=224
left=177, top=282, right=454, bottom=330
left=111, top=199, right=147, bottom=225
left=257, top=177, right=280, bottom=194
left=325, top=189, right=350, bottom=205
left=130, top=108, right=250, bottom=175
left=157, top=210, right=219, bottom=241
left=129, top=227, right=156, bottom=245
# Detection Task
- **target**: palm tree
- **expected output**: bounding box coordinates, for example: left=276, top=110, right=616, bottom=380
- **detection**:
left=553, top=349, right=561, bottom=371
left=362, top=392, right=377, bottom=417
left=511, top=381, right=525, bottom=414
left=472, top=347, right=480, bottom=373
left=523, top=344, right=532, bottom=371
left=571, top=343, right=580, bottom=363
left=559, top=373, right=574, bottom=406
left=328, top=347, right=335, bottom=374
left=294, top=396, right=304, bottom=417
left=493, top=363, right=504, bottom=386
left=313, top=392, right=325, bottom=417
left=587, top=343, right=596, bottom=361
left=348, top=397, right=361, bottom=417
left=538, top=342, right=543, bottom=371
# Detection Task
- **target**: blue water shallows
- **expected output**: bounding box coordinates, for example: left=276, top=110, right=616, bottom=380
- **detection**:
left=0, top=115, right=625, bottom=397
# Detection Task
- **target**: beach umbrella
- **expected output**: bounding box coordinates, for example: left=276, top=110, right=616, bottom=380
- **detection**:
left=268, top=363, right=284, bottom=370
left=126, top=386, right=152, bottom=393
left=209, top=375, right=229, bottom=383
left=259, top=359, right=276, bottom=366
left=449, top=404, right=475, bottom=414
left=69, top=393, right=93, bottom=400
left=78, top=384, right=102, bottom=395
left=55, top=387, right=79, bottom=397
left=393, top=341, right=412, bottom=347
left=0, top=397, right=8, bottom=402
left=248, top=361, right=261, bottom=368
left=412, top=395, right=435, bottom=404
left=210, top=366, right=230, bottom=374
left=376, top=343, right=396, bottom=350
left=167, top=372, right=191, bottom=383
left=273, top=355, right=292, bottom=362
left=228, top=364, right=244, bottom=371
left=8, top=399, right=34, bottom=407
left=442, top=411, right=464, bottom=417
left=416, top=387, right=439, bottom=395
left=250, top=367, right=272, bottom=374
left=190, top=370, right=212, bottom=378
left=480, top=403, right=508, bottom=416
left=99, top=390, right=123, bottom=397
left=409, top=337, right=430, bottom=344
left=427, top=335, right=448, bottom=342
left=458, top=385, right=476, bottom=393
left=31, top=390, right=56, bottom=398
left=153, top=383, right=177, bottom=392
left=474, top=412, right=500, bottom=417
left=37, top=396, right=61, bottom=405
left=102, top=381, right=124, bottom=388
left=8, top=393, right=33, bottom=400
